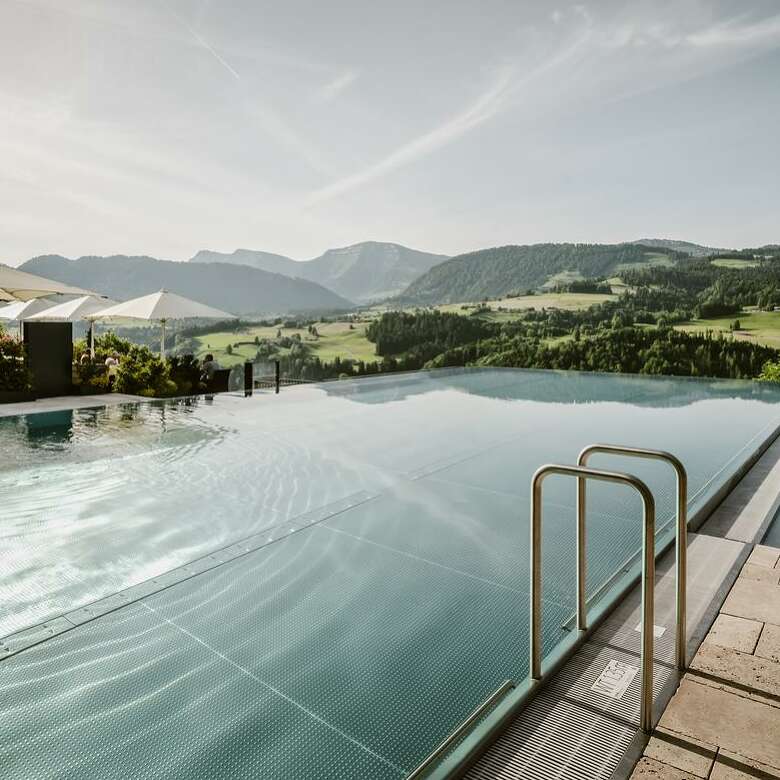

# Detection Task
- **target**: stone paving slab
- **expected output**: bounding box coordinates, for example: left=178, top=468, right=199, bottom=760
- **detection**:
left=756, top=624, right=780, bottom=664
left=631, top=543, right=780, bottom=780
left=630, top=756, right=698, bottom=778
left=747, top=545, right=780, bottom=569
left=740, top=563, right=780, bottom=585
left=722, top=578, right=780, bottom=625
left=706, top=614, right=763, bottom=654
left=658, top=678, right=780, bottom=770
left=644, top=728, right=716, bottom=778
left=690, top=643, right=780, bottom=704
left=710, top=750, right=780, bottom=779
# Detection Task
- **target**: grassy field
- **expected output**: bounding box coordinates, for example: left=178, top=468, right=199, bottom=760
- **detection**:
left=711, top=258, right=761, bottom=269
left=614, top=251, right=675, bottom=272
left=435, top=292, right=616, bottom=316
left=675, top=309, right=780, bottom=349
left=541, top=270, right=585, bottom=289
left=192, top=320, right=377, bottom=367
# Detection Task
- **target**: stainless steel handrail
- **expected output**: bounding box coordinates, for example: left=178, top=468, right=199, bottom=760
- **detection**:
left=407, top=679, right=516, bottom=779
left=530, top=464, right=656, bottom=733
left=578, top=444, right=687, bottom=671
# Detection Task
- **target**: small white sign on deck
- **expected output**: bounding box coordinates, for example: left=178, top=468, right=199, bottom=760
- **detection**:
left=635, top=623, right=667, bottom=638
left=591, top=659, right=638, bottom=700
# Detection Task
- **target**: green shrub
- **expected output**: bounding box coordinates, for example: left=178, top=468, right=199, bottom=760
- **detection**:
left=0, top=332, right=31, bottom=391
left=77, top=360, right=110, bottom=392
left=166, top=354, right=203, bottom=395
left=759, top=360, right=780, bottom=382
left=115, top=344, right=177, bottom=397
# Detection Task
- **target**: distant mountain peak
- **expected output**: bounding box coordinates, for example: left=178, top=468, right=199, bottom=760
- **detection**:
left=190, top=240, right=449, bottom=303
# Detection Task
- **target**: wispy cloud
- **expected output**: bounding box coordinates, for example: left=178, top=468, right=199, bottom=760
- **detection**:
left=303, top=14, right=595, bottom=207
left=687, top=13, right=780, bottom=48
left=316, top=70, right=359, bottom=103
left=160, top=3, right=333, bottom=176
left=304, top=67, right=514, bottom=206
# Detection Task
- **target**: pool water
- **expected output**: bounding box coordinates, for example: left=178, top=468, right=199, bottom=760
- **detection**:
left=2, top=368, right=779, bottom=779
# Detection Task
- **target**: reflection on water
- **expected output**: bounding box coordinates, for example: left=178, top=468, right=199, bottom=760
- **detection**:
left=1, top=367, right=780, bottom=641
left=21, top=409, right=74, bottom=446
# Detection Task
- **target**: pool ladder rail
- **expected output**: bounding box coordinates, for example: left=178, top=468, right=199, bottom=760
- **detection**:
left=408, top=444, right=688, bottom=779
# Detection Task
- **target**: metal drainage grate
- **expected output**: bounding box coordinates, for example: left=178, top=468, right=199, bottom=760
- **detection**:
left=466, top=693, right=634, bottom=780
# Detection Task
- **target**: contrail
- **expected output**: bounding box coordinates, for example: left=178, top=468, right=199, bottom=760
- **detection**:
left=162, top=1, right=241, bottom=80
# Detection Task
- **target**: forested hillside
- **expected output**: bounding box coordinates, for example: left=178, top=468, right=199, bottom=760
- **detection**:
left=399, top=243, right=683, bottom=305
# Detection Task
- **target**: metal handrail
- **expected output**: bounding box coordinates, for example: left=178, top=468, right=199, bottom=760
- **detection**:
left=530, top=463, right=656, bottom=733
left=578, top=444, right=687, bottom=671
left=407, top=679, right=516, bottom=779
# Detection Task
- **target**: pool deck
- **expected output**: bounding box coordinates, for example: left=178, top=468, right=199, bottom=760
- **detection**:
left=467, top=431, right=780, bottom=780
left=630, top=543, right=780, bottom=779
left=0, top=392, right=150, bottom=417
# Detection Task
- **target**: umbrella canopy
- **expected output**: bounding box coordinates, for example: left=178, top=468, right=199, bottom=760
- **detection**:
left=0, top=298, right=58, bottom=321
left=91, top=290, right=235, bottom=323
left=26, top=295, right=117, bottom=322
left=0, top=264, right=95, bottom=302
left=90, top=290, right=236, bottom=359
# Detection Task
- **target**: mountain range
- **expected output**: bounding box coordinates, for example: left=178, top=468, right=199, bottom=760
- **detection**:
left=15, top=238, right=773, bottom=315
left=20, top=255, right=351, bottom=316
left=190, top=241, right=449, bottom=303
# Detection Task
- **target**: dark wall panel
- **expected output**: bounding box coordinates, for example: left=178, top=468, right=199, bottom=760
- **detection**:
left=23, top=322, right=73, bottom=398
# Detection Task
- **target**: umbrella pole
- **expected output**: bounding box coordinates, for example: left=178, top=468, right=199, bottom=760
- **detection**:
left=160, top=319, right=166, bottom=361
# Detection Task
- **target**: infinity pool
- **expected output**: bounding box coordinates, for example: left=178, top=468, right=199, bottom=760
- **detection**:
left=2, top=368, right=780, bottom=779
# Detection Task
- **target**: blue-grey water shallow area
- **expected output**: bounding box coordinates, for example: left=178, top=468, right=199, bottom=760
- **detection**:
left=2, top=367, right=780, bottom=779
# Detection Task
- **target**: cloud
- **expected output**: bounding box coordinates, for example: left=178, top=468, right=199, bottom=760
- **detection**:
left=304, top=66, right=514, bottom=206
left=687, top=13, right=780, bottom=48
left=316, top=70, right=359, bottom=103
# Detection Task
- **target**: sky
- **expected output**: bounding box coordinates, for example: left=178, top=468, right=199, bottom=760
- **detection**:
left=1, top=0, right=779, bottom=265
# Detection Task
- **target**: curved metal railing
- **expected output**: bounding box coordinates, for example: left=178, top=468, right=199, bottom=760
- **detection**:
left=577, top=444, right=687, bottom=671
left=530, top=463, right=656, bottom=732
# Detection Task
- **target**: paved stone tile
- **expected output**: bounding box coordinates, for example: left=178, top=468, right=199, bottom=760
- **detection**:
left=644, top=727, right=715, bottom=778
left=690, top=643, right=780, bottom=700
left=658, top=678, right=780, bottom=770
left=756, top=623, right=780, bottom=664
left=747, top=545, right=780, bottom=569
left=710, top=750, right=780, bottom=779
left=722, top=578, right=780, bottom=625
left=740, top=563, right=780, bottom=585
left=705, top=614, right=762, bottom=654
left=629, top=756, right=700, bottom=779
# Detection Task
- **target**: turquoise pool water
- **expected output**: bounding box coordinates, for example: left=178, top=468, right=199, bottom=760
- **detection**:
left=2, top=368, right=780, bottom=779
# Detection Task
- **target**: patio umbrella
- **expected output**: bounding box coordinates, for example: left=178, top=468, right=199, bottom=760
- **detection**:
left=90, top=290, right=236, bottom=359
left=0, top=298, right=58, bottom=338
left=26, top=295, right=118, bottom=357
left=0, top=263, right=95, bottom=302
